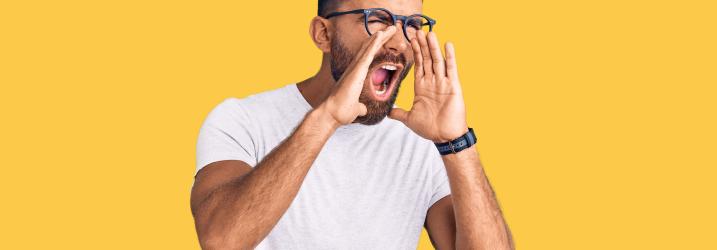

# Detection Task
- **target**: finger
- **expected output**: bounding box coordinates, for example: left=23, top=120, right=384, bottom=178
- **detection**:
left=340, top=26, right=396, bottom=75
left=410, top=38, right=423, bottom=78
left=347, top=26, right=397, bottom=84
left=356, top=26, right=397, bottom=68
left=350, top=26, right=394, bottom=64
left=445, top=42, right=459, bottom=80
left=340, top=26, right=397, bottom=95
left=388, top=107, right=409, bottom=124
left=427, top=32, right=446, bottom=77
left=416, top=30, right=433, bottom=77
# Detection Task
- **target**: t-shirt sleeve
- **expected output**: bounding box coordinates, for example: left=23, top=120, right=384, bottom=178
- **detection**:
left=428, top=150, right=452, bottom=208
left=195, top=98, right=258, bottom=175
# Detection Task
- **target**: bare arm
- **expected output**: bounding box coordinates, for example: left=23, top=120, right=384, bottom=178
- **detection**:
left=191, top=108, right=338, bottom=249
left=442, top=148, right=513, bottom=249
left=389, top=31, right=513, bottom=249
left=424, top=149, right=514, bottom=250
left=190, top=26, right=399, bottom=249
left=424, top=196, right=456, bottom=249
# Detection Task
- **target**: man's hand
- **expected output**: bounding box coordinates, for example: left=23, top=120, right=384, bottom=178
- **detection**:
left=390, top=31, right=514, bottom=249
left=389, top=31, right=468, bottom=142
left=318, top=26, right=398, bottom=126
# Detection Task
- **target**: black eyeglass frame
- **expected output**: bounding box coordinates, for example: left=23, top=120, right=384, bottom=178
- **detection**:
left=323, top=8, right=437, bottom=42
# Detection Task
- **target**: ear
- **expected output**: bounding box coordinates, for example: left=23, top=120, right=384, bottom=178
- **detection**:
left=309, top=16, right=332, bottom=53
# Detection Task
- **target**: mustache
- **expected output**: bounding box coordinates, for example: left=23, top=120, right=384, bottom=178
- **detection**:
left=369, top=51, right=408, bottom=69
left=368, top=51, right=413, bottom=84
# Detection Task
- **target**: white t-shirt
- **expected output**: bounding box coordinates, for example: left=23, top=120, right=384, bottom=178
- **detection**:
left=195, top=83, right=451, bottom=249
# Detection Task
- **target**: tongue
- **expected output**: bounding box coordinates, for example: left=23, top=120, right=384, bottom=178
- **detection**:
left=371, top=68, right=389, bottom=86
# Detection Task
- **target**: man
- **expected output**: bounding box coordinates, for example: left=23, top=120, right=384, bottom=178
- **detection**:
left=191, top=0, right=514, bottom=249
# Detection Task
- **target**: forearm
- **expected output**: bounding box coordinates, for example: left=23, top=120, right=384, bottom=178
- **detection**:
left=196, top=108, right=338, bottom=249
left=442, top=148, right=514, bottom=250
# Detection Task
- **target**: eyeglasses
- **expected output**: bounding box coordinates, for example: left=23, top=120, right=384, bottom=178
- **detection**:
left=323, top=8, right=437, bottom=42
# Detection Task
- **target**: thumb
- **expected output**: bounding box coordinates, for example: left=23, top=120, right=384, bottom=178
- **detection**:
left=356, top=103, right=368, bottom=116
left=388, top=107, right=409, bottom=124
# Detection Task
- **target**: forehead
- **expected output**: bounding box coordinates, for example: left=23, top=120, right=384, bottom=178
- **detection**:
left=339, top=0, right=423, bottom=15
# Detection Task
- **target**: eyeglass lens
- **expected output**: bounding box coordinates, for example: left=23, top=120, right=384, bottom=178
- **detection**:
left=366, top=9, right=432, bottom=41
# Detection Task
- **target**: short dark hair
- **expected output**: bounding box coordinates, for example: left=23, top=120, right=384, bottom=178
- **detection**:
left=318, top=0, right=340, bottom=17
left=319, top=0, right=424, bottom=17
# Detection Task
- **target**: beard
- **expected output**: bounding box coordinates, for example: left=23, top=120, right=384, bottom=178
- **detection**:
left=330, top=38, right=412, bottom=125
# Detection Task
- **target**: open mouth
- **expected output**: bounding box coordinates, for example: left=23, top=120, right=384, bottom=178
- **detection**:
left=368, top=63, right=403, bottom=101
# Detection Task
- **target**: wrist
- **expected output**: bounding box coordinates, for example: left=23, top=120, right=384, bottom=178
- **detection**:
left=308, top=105, right=341, bottom=132
left=441, top=145, right=480, bottom=167
left=435, top=126, right=470, bottom=143
left=434, top=127, right=477, bottom=155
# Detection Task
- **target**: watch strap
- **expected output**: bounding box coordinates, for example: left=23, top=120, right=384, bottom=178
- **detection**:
left=434, top=128, right=477, bottom=155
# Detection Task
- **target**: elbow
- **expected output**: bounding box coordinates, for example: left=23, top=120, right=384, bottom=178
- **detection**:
left=193, top=205, right=261, bottom=249
left=198, top=231, right=249, bottom=250
left=197, top=224, right=257, bottom=250
left=198, top=233, right=226, bottom=250
left=454, top=232, right=514, bottom=250
left=197, top=225, right=229, bottom=250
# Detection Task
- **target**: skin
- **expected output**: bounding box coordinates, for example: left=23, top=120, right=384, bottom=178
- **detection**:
left=190, top=0, right=514, bottom=249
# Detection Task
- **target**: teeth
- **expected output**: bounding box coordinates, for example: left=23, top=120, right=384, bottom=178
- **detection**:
left=381, top=65, right=398, bottom=71
left=376, top=78, right=389, bottom=95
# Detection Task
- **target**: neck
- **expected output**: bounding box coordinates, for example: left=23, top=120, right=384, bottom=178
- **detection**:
left=297, top=54, right=336, bottom=109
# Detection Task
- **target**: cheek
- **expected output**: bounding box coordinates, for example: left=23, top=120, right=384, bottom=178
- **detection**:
left=335, top=21, right=370, bottom=50
left=350, top=37, right=371, bottom=53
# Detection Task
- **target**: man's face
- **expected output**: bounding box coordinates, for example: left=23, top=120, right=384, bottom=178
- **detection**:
left=328, top=0, right=422, bottom=125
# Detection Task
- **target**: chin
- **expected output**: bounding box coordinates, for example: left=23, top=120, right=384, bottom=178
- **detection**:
left=352, top=83, right=401, bottom=126
left=353, top=112, right=388, bottom=125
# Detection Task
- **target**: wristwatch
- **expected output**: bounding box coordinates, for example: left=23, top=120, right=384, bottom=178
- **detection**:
left=434, top=128, right=477, bottom=155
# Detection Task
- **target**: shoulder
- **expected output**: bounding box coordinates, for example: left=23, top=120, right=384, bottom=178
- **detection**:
left=204, top=84, right=300, bottom=122
left=236, top=84, right=299, bottom=109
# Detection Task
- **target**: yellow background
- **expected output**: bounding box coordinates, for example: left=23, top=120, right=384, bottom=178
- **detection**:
left=1, top=0, right=715, bottom=249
